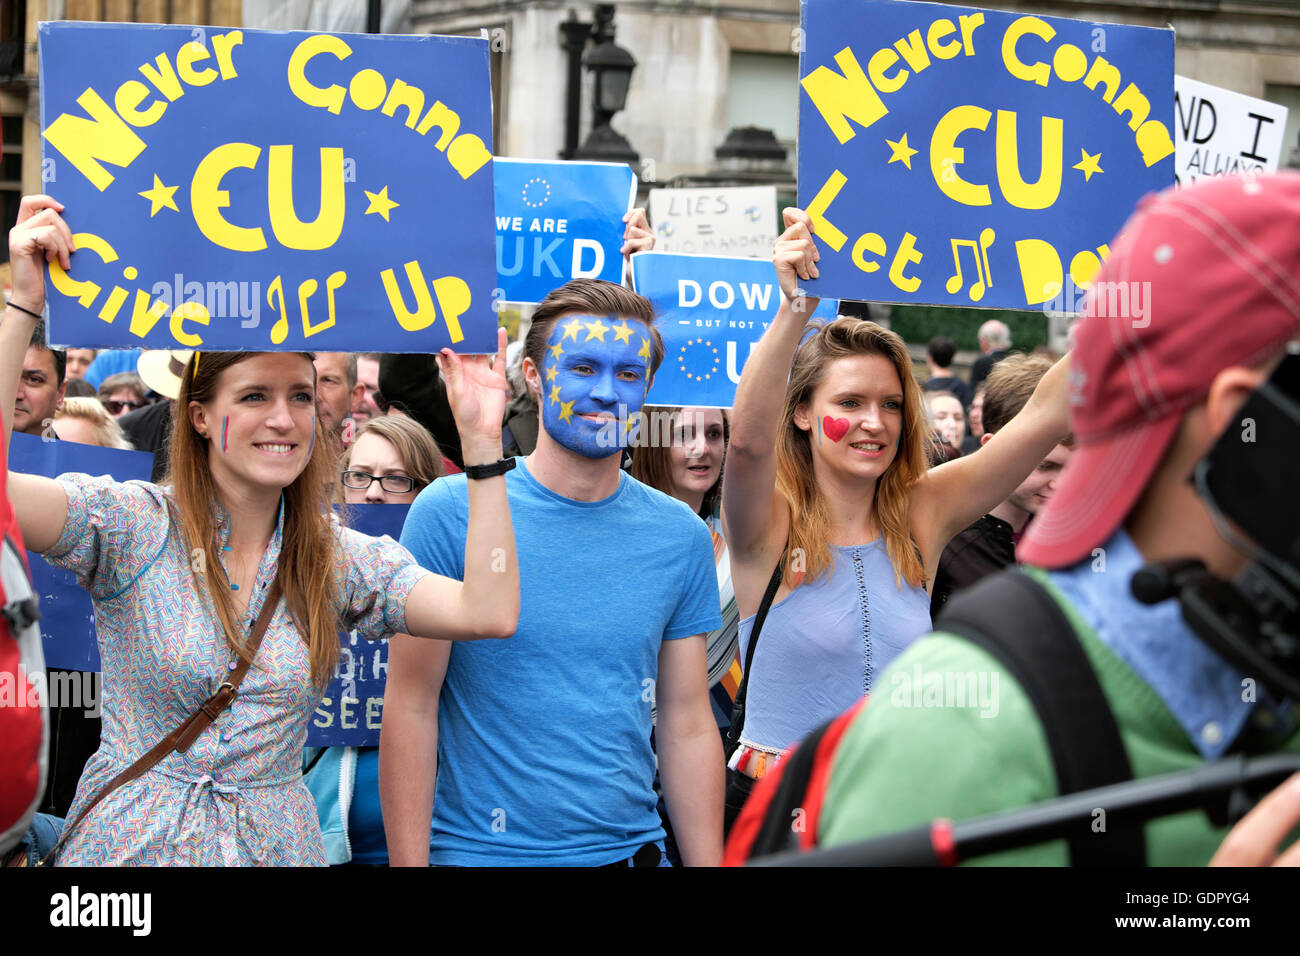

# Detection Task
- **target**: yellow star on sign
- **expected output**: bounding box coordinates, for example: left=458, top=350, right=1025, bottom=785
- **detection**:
left=364, top=185, right=400, bottom=221
left=1073, top=149, right=1103, bottom=182
left=549, top=341, right=564, bottom=360
left=548, top=383, right=561, bottom=404
left=138, top=174, right=179, bottom=217
left=637, top=336, right=651, bottom=363
left=562, top=318, right=584, bottom=341
left=545, top=366, right=557, bottom=383
left=584, top=319, right=609, bottom=341
left=885, top=133, right=918, bottom=170
left=612, top=320, right=633, bottom=344
left=558, top=399, right=574, bottom=424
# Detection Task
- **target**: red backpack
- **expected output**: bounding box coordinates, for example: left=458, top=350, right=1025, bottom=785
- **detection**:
left=0, top=424, right=46, bottom=855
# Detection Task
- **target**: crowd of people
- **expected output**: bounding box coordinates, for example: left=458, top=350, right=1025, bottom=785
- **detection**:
left=2, top=172, right=1299, bottom=868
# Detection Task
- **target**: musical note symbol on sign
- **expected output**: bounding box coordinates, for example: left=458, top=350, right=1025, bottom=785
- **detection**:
left=945, top=228, right=996, bottom=302
left=268, top=276, right=288, bottom=344
left=267, top=271, right=349, bottom=344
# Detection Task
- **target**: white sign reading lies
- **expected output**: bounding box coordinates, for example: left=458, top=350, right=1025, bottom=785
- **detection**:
left=648, top=185, right=778, bottom=258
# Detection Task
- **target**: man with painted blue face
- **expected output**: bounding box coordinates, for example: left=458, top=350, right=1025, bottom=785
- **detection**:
left=381, top=278, right=724, bottom=866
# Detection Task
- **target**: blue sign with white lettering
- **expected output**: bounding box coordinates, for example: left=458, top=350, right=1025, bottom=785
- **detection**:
left=39, top=22, right=497, bottom=352
left=494, top=158, right=637, bottom=304
left=798, top=0, right=1174, bottom=309
left=308, top=504, right=405, bottom=747
left=632, top=251, right=837, bottom=408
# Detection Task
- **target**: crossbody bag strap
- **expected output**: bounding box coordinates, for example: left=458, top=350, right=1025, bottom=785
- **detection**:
left=38, top=573, right=283, bottom=866
left=726, top=545, right=787, bottom=751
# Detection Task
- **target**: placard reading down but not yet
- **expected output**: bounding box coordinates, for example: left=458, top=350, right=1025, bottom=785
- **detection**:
left=632, top=251, right=836, bottom=409
left=39, top=22, right=498, bottom=353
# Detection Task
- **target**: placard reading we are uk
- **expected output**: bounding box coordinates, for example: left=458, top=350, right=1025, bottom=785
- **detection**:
left=797, top=0, right=1174, bottom=310
left=39, top=22, right=498, bottom=353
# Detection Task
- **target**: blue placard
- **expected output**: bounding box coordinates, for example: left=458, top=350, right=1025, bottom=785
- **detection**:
left=11, top=434, right=153, bottom=671
left=632, top=252, right=837, bottom=408
left=308, top=504, right=406, bottom=747
left=39, top=22, right=497, bottom=353
left=797, top=0, right=1174, bottom=309
left=494, top=158, right=636, bottom=304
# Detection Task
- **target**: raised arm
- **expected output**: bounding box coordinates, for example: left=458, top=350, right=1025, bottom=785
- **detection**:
left=910, top=352, right=1072, bottom=570
left=4, top=195, right=75, bottom=553
left=402, top=327, right=520, bottom=641
left=721, top=209, right=819, bottom=568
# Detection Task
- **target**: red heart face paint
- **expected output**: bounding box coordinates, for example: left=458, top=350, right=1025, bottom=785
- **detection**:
left=822, top=416, right=851, bottom=443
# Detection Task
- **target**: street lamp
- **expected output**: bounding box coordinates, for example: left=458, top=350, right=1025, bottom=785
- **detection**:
left=564, top=5, right=639, bottom=164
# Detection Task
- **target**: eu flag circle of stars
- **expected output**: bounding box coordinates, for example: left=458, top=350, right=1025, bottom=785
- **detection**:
left=677, top=337, right=720, bottom=382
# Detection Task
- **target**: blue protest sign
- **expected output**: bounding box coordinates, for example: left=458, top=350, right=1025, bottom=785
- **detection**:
left=308, top=504, right=406, bottom=746
left=632, top=252, right=836, bottom=408
left=39, top=23, right=497, bottom=353
left=494, top=159, right=636, bottom=304
left=11, top=434, right=153, bottom=671
left=797, top=0, right=1174, bottom=309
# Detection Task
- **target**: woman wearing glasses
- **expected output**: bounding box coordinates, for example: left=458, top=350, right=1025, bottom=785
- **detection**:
left=340, top=416, right=445, bottom=505
left=304, top=414, right=447, bottom=865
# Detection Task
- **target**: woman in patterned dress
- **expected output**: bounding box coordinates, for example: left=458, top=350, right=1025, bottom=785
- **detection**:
left=2, top=195, right=519, bottom=865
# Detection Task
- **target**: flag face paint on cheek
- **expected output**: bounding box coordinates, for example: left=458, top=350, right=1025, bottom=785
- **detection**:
left=540, top=315, right=653, bottom=459
left=221, top=415, right=228, bottom=454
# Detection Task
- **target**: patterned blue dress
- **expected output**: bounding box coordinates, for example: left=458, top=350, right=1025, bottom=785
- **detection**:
left=45, top=474, right=426, bottom=866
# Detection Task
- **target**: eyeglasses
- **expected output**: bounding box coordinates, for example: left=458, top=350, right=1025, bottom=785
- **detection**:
left=341, top=470, right=416, bottom=494
left=102, top=399, right=148, bottom=414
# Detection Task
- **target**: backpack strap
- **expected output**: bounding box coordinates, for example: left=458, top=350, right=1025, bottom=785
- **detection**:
left=935, top=568, right=1146, bottom=866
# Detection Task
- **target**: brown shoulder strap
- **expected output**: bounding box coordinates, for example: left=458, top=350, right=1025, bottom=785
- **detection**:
left=38, top=574, right=282, bottom=866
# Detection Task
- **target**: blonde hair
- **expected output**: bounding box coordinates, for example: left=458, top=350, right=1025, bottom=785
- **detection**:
left=54, top=397, right=134, bottom=449
left=776, top=319, right=931, bottom=589
left=165, top=351, right=342, bottom=688
left=340, top=415, right=445, bottom=489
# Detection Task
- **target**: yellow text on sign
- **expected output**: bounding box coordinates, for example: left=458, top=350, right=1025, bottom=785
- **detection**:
left=42, top=31, right=245, bottom=190
left=48, top=231, right=212, bottom=345
left=190, top=143, right=346, bottom=251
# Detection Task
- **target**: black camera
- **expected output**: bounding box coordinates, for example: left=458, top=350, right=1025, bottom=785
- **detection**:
left=1132, top=351, right=1300, bottom=700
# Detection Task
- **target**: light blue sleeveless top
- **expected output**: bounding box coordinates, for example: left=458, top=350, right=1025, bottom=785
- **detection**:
left=737, top=540, right=932, bottom=753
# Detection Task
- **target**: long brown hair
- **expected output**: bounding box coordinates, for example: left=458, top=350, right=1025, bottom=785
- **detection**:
left=165, top=351, right=341, bottom=687
left=775, top=318, right=930, bottom=589
left=629, top=406, right=729, bottom=519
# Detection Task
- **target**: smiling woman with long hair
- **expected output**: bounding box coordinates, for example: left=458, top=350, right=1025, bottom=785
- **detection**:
left=1, top=195, right=519, bottom=866
left=721, top=209, right=1071, bottom=828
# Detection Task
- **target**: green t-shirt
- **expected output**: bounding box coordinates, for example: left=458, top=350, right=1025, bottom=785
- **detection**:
left=817, top=572, right=1300, bottom=865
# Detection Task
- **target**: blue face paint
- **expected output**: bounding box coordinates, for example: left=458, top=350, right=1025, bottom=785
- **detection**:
left=539, top=315, right=653, bottom=459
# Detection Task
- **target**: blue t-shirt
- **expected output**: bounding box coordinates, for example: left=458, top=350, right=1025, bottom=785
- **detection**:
left=348, top=746, right=388, bottom=865
left=400, top=458, right=722, bottom=866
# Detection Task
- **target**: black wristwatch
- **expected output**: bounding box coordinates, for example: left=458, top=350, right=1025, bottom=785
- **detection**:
left=462, top=457, right=517, bottom=480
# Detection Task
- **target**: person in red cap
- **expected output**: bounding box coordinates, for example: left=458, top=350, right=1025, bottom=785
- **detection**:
left=812, top=172, right=1300, bottom=865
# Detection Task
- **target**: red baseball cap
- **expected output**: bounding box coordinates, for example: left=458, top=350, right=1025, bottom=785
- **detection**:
left=1019, top=172, right=1300, bottom=569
